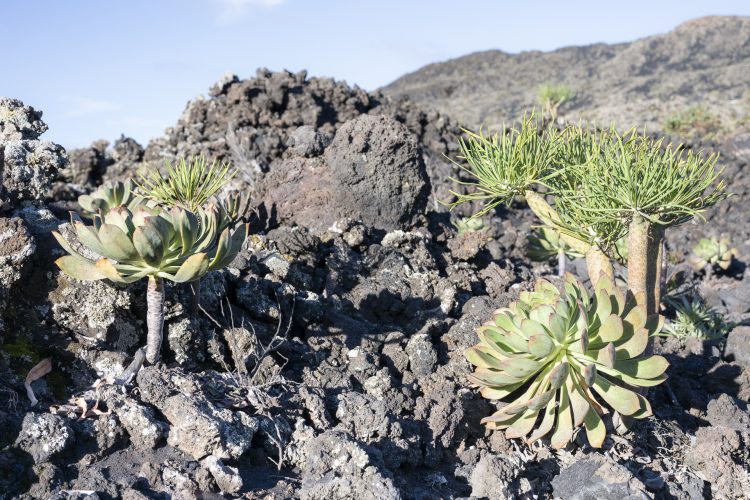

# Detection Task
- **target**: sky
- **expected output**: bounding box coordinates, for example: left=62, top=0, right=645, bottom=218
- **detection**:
left=2, top=0, right=749, bottom=149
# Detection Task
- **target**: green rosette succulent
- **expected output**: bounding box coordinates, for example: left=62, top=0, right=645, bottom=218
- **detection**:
left=53, top=204, right=245, bottom=284
left=455, top=217, right=489, bottom=236
left=466, top=274, right=668, bottom=449
left=78, top=180, right=144, bottom=218
left=53, top=203, right=248, bottom=364
left=688, top=237, right=736, bottom=273
left=527, top=227, right=580, bottom=262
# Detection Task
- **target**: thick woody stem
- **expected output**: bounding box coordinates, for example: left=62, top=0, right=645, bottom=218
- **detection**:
left=585, top=247, right=614, bottom=285
left=145, top=276, right=165, bottom=365
left=627, top=215, right=662, bottom=316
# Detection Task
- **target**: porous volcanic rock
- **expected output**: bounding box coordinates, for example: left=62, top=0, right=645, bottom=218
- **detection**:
left=0, top=98, right=66, bottom=208
left=254, top=114, right=430, bottom=232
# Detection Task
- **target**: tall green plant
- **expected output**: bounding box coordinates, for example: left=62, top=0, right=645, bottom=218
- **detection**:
left=555, top=130, right=727, bottom=314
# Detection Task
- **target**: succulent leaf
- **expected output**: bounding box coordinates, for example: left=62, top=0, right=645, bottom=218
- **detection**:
left=55, top=256, right=105, bottom=281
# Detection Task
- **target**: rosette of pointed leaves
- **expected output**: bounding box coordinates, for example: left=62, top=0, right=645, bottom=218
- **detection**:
left=78, top=180, right=144, bottom=218
left=527, top=227, right=584, bottom=263
left=688, top=237, right=736, bottom=272
left=465, top=275, right=668, bottom=448
left=455, top=217, right=489, bottom=236
left=52, top=203, right=247, bottom=284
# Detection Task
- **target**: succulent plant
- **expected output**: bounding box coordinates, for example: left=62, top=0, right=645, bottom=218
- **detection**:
left=660, top=294, right=730, bottom=340
left=465, top=274, right=668, bottom=448
left=454, top=217, right=489, bottom=236
left=53, top=203, right=248, bottom=363
left=78, top=180, right=144, bottom=217
left=527, top=227, right=584, bottom=276
left=688, top=237, right=736, bottom=274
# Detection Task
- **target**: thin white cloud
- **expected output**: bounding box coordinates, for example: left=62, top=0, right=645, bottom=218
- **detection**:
left=63, top=96, right=120, bottom=118
left=214, top=0, right=286, bottom=24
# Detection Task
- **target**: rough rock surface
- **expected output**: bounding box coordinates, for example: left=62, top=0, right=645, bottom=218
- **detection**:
left=15, top=413, right=74, bottom=464
left=298, top=430, right=401, bottom=500
left=0, top=98, right=66, bottom=207
left=136, top=366, right=259, bottom=460
left=725, top=325, right=750, bottom=369
left=469, top=452, right=524, bottom=499
left=551, top=453, right=649, bottom=499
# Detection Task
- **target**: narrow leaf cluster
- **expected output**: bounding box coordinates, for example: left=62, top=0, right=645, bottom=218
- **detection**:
left=466, top=275, right=668, bottom=448
left=138, top=156, right=236, bottom=213
left=448, top=114, right=559, bottom=217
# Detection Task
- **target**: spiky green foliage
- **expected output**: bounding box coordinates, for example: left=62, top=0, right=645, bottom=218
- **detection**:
left=52, top=203, right=247, bottom=284
left=138, top=156, right=235, bottom=213
left=454, top=217, right=489, bottom=236
left=538, top=83, right=575, bottom=119
left=78, top=180, right=144, bottom=218
left=466, top=275, right=667, bottom=448
left=553, top=129, right=727, bottom=231
left=688, top=237, right=737, bottom=272
left=448, top=115, right=559, bottom=217
left=659, top=294, right=730, bottom=340
left=527, top=227, right=584, bottom=263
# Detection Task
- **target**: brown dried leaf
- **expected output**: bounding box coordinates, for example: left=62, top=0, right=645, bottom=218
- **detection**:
left=24, top=358, right=52, bottom=407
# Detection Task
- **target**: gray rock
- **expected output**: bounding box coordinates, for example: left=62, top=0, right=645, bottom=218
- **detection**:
left=255, top=114, right=430, bottom=233
left=15, top=413, right=74, bottom=464
left=469, top=452, right=523, bottom=500
left=136, top=366, right=259, bottom=460
left=299, top=430, right=401, bottom=500
left=684, top=424, right=749, bottom=498
left=287, top=125, right=330, bottom=157
left=1, top=139, right=66, bottom=206
left=166, top=316, right=206, bottom=367
left=405, top=332, right=437, bottom=376
left=0, top=217, right=35, bottom=290
left=50, top=269, right=142, bottom=350
left=0, top=97, right=47, bottom=140
left=325, top=114, right=429, bottom=230
left=706, top=393, right=750, bottom=434
left=551, top=453, right=649, bottom=500
left=725, top=325, right=750, bottom=369
left=104, top=388, right=166, bottom=449
left=201, top=455, right=243, bottom=495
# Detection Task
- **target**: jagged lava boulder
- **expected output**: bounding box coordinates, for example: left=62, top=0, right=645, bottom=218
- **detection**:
left=255, top=114, right=430, bottom=231
left=0, top=97, right=66, bottom=208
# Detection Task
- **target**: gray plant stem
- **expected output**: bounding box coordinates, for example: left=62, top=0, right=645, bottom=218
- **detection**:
left=145, top=276, right=165, bottom=364
left=557, top=249, right=566, bottom=276
left=187, top=278, right=202, bottom=315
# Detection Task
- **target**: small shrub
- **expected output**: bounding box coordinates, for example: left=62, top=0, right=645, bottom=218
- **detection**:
left=688, top=237, right=737, bottom=275
left=663, top=106, right=723, bottom=141
left=538, top=83, right=575, bottom=120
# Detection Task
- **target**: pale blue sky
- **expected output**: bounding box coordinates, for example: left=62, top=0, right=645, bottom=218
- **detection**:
left=2, top=1, right=749, bottom=148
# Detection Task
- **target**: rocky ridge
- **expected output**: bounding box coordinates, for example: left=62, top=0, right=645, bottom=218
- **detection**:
left=383, top=16, right=750, bottom=138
